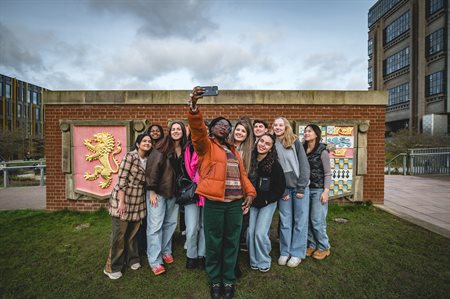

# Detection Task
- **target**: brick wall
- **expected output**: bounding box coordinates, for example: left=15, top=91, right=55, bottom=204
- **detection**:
left=45, top=104, right=385, bottom=210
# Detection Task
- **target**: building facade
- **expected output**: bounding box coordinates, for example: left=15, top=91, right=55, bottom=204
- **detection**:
left=0, top=74, right=45, bottom=159
left=368, top=0, right=449, bottom=135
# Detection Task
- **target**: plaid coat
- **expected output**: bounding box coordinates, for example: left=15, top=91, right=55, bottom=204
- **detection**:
left=109, top=150, right=146, bottom=221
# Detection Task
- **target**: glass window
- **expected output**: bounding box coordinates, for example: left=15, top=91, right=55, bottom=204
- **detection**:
left=388, top=82, right=410, bottom=106
left=28, top=90, right=31, bottom=104
left=384, top=11, right=410, bottom=44
left=426, top=28, right=445, bottom=56
left=368, top=67, right=373, bottom=84
left=384, top=47, right=410, bottom=76
left=426, top=71, right=445, bottom=96
left=36, top=107, right=41, bottom=121
left=0, top=82, right=3, bottom=96
left=17, top=103, right=22, bottom=118
left=369, top=0, right=402, bottom=27
left=32, top=92, right=38, bottom=104
left=368, top=38, right=373, bottom=56
left=428, top=0, right=444, bottom=16
left=6, top=84, right=11, bottom=99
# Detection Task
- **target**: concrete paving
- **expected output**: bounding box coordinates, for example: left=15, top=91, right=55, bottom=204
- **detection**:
left=377, top=175, right=450, bottom=239
left=0, top=186, right=46, bottom=210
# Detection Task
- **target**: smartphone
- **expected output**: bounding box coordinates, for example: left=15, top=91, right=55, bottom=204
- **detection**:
left=200, top=86, right=219, bottom=96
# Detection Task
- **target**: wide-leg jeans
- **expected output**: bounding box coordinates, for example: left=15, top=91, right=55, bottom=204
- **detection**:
left=204, top=198, right=243, bottom=285
left=105, top=217, right=141, bottom=273
left=247, top=202, right=277, bottom=269
left=146, top=192, right=179, bottom=268
left=308, top=188, right=330, bottom=250
left=184, top=203, right=205, bottom=259
left=278, top=187, right=310, bottom=259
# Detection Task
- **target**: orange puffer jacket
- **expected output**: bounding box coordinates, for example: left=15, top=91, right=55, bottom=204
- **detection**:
left=188, top=109, right=256, bottom=201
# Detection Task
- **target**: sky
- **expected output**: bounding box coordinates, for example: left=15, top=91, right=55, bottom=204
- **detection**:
left=0, top=0, right=378, bottom=91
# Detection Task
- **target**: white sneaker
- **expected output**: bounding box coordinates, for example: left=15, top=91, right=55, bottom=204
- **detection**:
left=130, top=263, right=141, bottom=270
left=287, top=257, right=301, bottom=268
left=103, top=269, right=122, bottom=280
left=278, top=256, right=289, bottom=266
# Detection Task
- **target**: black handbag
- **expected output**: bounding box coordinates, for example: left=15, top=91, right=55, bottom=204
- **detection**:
left=175, top=152, right=199, bottom=206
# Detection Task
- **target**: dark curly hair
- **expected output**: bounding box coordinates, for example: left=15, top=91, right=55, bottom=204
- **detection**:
left=249, top=133, right=278, bottom=178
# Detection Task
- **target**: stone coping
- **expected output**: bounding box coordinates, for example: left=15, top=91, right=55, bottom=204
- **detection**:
left=44, top=90, right=387, bottom=106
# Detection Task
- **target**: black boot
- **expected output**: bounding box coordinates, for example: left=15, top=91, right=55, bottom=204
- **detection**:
left=197, top=257, right=206, bottom=270
left=224, top=284, right=234, bottom=299
left=210, top=283, right=222, bottom=299
left=186, top=257, right=198, bottom=270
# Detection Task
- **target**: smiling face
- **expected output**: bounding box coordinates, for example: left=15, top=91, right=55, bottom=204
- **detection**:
left=257, top=135, right=274, bottom=155
left=149, top=126, right=162, bottom=141
left=233, top=124, right=248, bottom=143
left=211, top=119, right=231, bottom=140
left=253, top=122, right=268, bottom=138
left=137, top=136, right=152, bottom=153
left=170, top=123, right=183, bottom=141
left=303, top=126, right=318, bottom=143
left=273, top=118, right=286, bottom=137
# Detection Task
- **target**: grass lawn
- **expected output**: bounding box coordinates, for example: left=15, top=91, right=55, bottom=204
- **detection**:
left=0, top=204, right=449, bottom=298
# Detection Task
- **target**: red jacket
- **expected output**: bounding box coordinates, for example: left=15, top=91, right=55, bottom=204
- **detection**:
left=188, top=109, right=256, bottom=201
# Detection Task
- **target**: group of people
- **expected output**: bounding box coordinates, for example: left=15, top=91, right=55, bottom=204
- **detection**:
left=103, top=87, right=331, bottom=299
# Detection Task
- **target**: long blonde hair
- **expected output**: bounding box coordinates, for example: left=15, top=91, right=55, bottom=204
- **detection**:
left=274, top=116, right=297, bottom=149
left=229, top=120, right=254, bottom=173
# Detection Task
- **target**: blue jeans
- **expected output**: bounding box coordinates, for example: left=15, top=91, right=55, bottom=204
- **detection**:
left=308, top=188, right=330, bottom=250
left=184, top=203, right=205, bottom=259
left=146, top=192, right=179, bottom=267
left=278, top=187, right=310, bottom=259
left=247, top=202, right=277, bottom=269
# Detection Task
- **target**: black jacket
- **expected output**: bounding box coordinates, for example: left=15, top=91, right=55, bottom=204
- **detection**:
left=250, top=157, right=286, bottom=208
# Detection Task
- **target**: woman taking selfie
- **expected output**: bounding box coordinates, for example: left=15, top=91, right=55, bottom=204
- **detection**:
left=273, top=117, right=310, bottom=268
left=103, top=133, right=151, bottom=280
left=145, top=121, right=187, bottom=275
left=247, top=133, right=285, bottom=272
left=187, top=87, right=256, bottom=299
left=303, top=124, right=331, bottom=260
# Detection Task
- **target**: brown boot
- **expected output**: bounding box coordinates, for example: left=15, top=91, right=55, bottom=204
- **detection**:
left=306, top=247, right=316, bottom=257
left=312, top=249, right=330, bottom=260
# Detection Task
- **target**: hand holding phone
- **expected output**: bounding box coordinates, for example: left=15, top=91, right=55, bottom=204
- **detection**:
left=200, top=86, right=219, bottom=96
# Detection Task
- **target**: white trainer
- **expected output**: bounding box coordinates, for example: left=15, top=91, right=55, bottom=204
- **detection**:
left=130, top=263, right=141, bottom=270
left=287, top=257, right=301, bottom=268
left=103, top=269, right=122, bottom=280
left=278, top=256, right=289, bottom=266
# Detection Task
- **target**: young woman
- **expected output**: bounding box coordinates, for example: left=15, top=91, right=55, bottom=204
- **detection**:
left=183, top=138, right=206, bottom=270
left=104, top=133, right=152, bottom=280
left=247, top=133, right=286, bottom=272
left=273, top=117, right=310, bottom=268
left=146, top=124, right=165, bottom=146
left=229, top=119, right=254, bottom=255
left=145, top=121, right=187, bottom=275
left=303, top=124, right=331, bottom=260
left=187, top=87, right=256, bottom=299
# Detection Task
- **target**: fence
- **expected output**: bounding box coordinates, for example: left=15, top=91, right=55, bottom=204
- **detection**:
left=0, top=160, right=46, bottom=188
left=386, top=147, right=450, bottom=175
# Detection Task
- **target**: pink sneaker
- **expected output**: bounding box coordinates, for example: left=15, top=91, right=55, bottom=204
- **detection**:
left=152, top=264, right=166, bottom=276
left=162, top=254, right=174, bottom=264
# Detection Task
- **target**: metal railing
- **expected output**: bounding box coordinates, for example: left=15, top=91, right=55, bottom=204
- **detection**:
left=0, top=160, right=46, bottom=188
left=409, top=147, right=450, bottom=175
left=385, top=147, right=450, bottom=175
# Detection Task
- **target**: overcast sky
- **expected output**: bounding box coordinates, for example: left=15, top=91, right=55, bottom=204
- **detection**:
left=0, top=0, right=377, bottom=91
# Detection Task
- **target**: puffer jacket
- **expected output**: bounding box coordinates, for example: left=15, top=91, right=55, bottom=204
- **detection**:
left=187, top=109, right=256, bottom=201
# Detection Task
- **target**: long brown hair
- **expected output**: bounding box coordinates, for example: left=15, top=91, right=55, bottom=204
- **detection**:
left=155, top=121, right=187, bottom=155
left=229, top=120, right=254, bottom=173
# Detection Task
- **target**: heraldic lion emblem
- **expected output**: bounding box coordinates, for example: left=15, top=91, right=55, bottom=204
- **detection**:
left=83, top=132, right=122, bottom=188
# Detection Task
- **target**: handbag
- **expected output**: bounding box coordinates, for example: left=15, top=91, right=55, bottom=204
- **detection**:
left=175, top=149, right=199, bottom=206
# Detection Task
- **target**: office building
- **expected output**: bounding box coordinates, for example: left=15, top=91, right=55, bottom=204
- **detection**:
left=0, top=74, right=45, bottom=159
left=368, top=0, right=449, bottom=135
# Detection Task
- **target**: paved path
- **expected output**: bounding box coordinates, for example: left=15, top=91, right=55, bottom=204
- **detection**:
left=377, top=175, right=450, bottom=239
left=0, top=186, right=46, bottom=210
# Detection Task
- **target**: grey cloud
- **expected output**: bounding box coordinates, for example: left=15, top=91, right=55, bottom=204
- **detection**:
left=0, top=22, right=45, bottom=73
left=88, top=0, right=218, bottom=40
left=96, top=38, right=276, bottom=89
